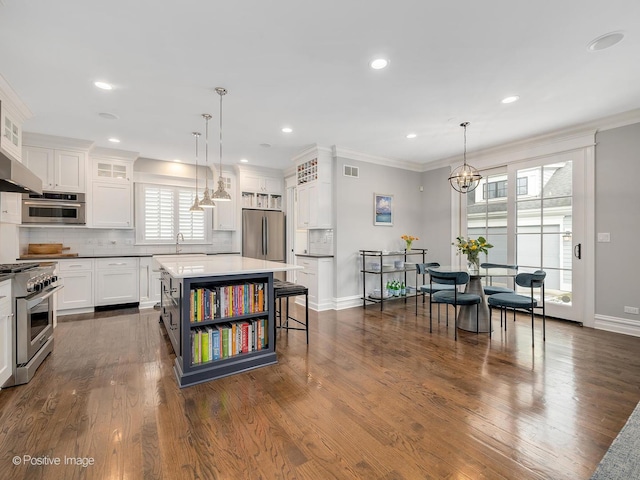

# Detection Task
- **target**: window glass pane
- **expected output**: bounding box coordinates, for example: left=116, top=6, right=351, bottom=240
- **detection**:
left=542, top=198, right=572, bottom=233
left=517, top=199, right=541, bottom=232
left=516, top=231, right=541, bottom=269
left=543, top=161, right=572, bottom=198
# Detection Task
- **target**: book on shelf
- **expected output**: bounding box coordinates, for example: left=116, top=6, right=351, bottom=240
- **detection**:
left=191, top=317, right=269, bottom=365
left=189, top=282, right=268, bottom=323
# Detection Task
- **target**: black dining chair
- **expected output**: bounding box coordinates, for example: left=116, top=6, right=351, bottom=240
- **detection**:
left=415, top=262, right=455, bottom=318
left=487, top=270, right=546, bottom=346
left=427, top=268, right=482, bottom=340
left=480, top=262, right=518, bottom=296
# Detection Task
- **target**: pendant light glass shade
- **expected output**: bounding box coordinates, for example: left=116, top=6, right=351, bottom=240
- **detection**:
left=189, top=131, right=204, bottom=212
left=211, top=87, right=231, bottom=201
left=449, top=122, right=482, bottom=194
left=199, top=113, right=216, bottom=208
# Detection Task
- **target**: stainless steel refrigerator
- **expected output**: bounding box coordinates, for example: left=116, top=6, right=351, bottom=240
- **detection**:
left=242, top=209, right=286, bottom=264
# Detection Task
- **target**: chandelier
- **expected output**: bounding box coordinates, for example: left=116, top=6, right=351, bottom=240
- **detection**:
left=449, top=121, right=482, bottom=194
left=199, top=113, right=215, bottom=208
left=211, top=87, right=231, bottom=201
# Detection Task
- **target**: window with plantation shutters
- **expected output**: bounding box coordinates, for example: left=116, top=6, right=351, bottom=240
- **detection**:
left=136, top=183, right=212, bottom=244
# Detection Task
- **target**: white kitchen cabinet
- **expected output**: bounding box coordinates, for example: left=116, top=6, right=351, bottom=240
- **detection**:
left=0, top=192, right=21, bottom=224
left=89, top=154, right=134, bottom=229
left=297, top=181, right=332, bottom=229
left=93, top=158, right=131, bottom=181
left=23, top=146, right=86, bottom=192
left=294, top=148, right=333, bottom=229
left=2, top=111, right=21, bottom=160
left=57, top=259, right=94, bottom=312
left=243, top=174, right=282, bottom=193
left=91, top=182, right=132, bottom=228
left=240, top=170, right=283, bottom=210
left=214, top=171, right=237, bottom=230
left=139, top=257, right=161, bottom=309
left=0, top=279, right=12, bottom=387
left=295, top=256, right=334, bottom=311
left=95, top=257, right=139, bottom=306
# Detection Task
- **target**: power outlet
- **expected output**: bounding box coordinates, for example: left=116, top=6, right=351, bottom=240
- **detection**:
left=624, top=306, right=639, bottom=315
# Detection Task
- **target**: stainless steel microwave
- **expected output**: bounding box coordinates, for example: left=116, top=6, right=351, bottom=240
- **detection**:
left=22, top=191, right=86, bottom=225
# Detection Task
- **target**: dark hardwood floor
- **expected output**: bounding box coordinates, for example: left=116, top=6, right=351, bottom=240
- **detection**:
left=1, top=300, right=640, bottom=479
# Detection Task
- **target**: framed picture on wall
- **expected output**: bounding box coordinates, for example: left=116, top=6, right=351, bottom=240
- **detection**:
left=374, top=193, right=393, bottom=226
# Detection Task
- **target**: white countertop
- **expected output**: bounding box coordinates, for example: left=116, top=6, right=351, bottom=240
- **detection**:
left=154, top=254, right=302, bottom=279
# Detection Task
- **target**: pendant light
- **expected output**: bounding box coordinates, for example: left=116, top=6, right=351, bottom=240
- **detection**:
left=211, top=87, right=231, bottom=201
left=189, top=131, right=203, bottom=212
left=199, top=113, right=216, bottom=208
left=449, top=122, right=482, bottom=194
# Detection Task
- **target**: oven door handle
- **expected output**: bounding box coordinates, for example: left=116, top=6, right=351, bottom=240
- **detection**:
left=23, top=201, right=82, bottom=208
left=24, top=285, right=64, bottom=309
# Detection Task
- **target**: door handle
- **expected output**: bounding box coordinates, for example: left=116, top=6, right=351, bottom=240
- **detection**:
left=574, top=243, right=582, bottom=259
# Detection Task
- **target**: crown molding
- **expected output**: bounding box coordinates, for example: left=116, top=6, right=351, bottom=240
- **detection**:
left=22, top=132, right=94, bottom=151
left=332, top=146, right=422, bottom=172
left=290, top=143, right=333, bottom=164
left=423, top=108, right=640, bottom=173
left=90, top=145, right=139, bottom=161
left=0, top=74, right=32, bottom=121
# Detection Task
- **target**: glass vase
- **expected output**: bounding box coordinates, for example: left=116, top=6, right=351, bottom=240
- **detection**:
left=467, top=256, right=480, bottom=274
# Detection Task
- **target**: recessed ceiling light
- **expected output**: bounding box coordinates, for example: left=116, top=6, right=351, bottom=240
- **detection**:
left=240, top=158, right=249, bottom=163
left=94, top=81, right=113, bottom=90
left=260, top=143, right=271, bottom=148
left=370, top=58, right=389, bottom=70
left=406, top=133, right=417, bottom=139
left=501, top=95, right=520, bottom=104
left=282, top=127, right=293, bottom=133
left=587, top=31, right=624, bottom=51
left=172, top=159, right=182, bottom=163
left=98, top=112, right=119, bottom=120
left=108, top=138, right=120, bottom=143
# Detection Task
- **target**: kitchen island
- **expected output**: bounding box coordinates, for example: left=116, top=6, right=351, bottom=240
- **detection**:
left=155, top=255, right=301, bottom=387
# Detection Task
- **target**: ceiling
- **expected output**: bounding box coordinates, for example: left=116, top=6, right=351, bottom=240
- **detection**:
left=1, top=0, right=639, bottom=171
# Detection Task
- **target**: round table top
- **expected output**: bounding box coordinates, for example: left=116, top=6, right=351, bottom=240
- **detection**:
left=428, top=265, right=518, bottom=277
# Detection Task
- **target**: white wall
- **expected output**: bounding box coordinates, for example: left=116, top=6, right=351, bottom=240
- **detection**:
left=333, top=156, right=423, bottom=306
left=594, top=122, right=640, bottom=333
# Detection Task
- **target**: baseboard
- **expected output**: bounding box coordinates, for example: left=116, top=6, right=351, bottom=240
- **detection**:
left=594, top=314, right=640, bottom=338
left=334, top=295, right=362, bottom=310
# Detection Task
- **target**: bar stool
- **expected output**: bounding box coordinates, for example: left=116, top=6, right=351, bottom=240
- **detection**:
left=273, top=279, right=309, bottom=345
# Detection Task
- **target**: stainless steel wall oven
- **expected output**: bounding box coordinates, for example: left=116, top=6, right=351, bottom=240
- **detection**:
left=22, top=191, right=86, bottom=225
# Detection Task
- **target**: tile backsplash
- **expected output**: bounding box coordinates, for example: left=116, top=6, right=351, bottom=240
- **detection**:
left=19, top=227, right=234, bottom=256
left=308, top=228, right=334, bottom=255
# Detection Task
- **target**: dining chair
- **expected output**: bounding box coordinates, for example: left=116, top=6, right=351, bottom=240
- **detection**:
left=415, top=262, right=454, bottom=318
left=487, top=270, right=546, bottom=346
left=427, top=268, right=483, bottom=340
left=480, top=262, right=518, bottom=296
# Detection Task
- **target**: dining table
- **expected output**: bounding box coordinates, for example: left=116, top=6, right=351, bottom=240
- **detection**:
left=429, top=265, right=518, bottom=333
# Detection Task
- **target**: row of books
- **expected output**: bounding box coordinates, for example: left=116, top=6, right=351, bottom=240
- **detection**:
left=190, top=282, right=268, bottom=323
left=191, top=318, right=268, bottom=365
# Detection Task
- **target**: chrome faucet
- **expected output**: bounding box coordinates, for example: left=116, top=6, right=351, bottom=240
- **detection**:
left=176, top=232, right=184, bottom=253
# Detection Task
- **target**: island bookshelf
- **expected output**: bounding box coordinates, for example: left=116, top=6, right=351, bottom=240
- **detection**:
left=161, top=270, right=277, bottom=387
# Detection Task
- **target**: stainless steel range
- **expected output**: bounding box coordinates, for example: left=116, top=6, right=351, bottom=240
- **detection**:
left=1, top=262, right=63, bottom=387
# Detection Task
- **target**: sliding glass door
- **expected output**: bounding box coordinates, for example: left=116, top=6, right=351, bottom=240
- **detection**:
left=465, top=151, right=587, bottom=322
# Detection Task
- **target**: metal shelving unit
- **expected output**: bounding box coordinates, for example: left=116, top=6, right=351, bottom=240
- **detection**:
left=359, top=248, right=427, bottom=311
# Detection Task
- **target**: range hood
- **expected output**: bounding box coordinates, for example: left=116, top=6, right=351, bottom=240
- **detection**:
left=0, top=150, right=43, bottom=195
